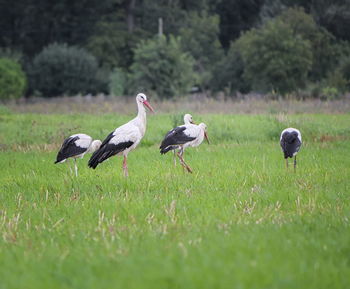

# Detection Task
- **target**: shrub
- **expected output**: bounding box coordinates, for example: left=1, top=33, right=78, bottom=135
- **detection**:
left=29, top=43, right=101, bottom=97
left=0, top=58, right=27, bottom=100
left=130, top=35, right=197, bottom=98
left=275, top=8, right=338, bottom=81
left=320, top=86, right=340, bottom=100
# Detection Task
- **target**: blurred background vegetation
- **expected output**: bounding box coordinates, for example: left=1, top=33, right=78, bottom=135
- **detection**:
left=1, top=0, right=350, bottom=100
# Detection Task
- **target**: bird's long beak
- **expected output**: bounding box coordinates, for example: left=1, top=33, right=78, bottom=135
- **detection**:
left=143, top=100, right=154, bottom=113
left=190, top=120, right=196, bottom=124
left=204, top=131, right=210, bottom=144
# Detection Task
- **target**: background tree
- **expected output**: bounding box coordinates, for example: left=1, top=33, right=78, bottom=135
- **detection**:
left=311, top=0, right=350, bottom=42
left=1, top=0, right=350, bottom=97
left=237, top=18, right=313, bottom=94
left=86, top=20, right=137, bottom=70
left=259, top=0, right=287, bottom=23
left=210, top=43, right=250, bottom=94
left=179, top=12, right=223, bottom=91
left=214, top=0, right=264, bottom=49
left=0, top=0, right=113, bottom=57
left=338, top=57, right=350, bottom=91
left=130, top=35, right=197, bottom=98
left=274, top=8, right=338, bottom=81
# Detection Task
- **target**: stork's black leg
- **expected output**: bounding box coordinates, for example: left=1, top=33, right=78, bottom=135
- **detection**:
left=294, top=155, right=297, bottom=173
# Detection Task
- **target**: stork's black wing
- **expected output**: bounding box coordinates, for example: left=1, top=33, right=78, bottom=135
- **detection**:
left=88, top=140, right=134, bottom=169
left=280, top=131, right=302, bottom=158
left=159, top=126, right=196, bottom=154
left=55, top=136, right=87, bottom=163
left=100, top=131, right=115, bottom=148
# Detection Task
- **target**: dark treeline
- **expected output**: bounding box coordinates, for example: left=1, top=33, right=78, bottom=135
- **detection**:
left=1, top=0, right=350, bottom=99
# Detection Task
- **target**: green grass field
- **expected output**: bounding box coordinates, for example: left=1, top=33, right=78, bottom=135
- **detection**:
left=0, top=107, right=349, bottom=289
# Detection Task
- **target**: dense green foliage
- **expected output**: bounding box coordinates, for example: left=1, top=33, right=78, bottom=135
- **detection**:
left=0, top=58, right=26, bottom=100
left=237, top=16, right=313, bottom=94
left=1, top=0, right=350, bottom=97
left=29, top=43, right=102, bottom=97
left=179, top=12, right=223, bottom=89
left=86, top=20, right=136, bottom=70
left=109, top=68, right=127, bottom=96
left=0, top=111, right=350, bottom=288
left=339, top=57, right=350, bottom=90
left=211, top=43, right=250, bottom=94
left=131, top=35, right=197, bottom=98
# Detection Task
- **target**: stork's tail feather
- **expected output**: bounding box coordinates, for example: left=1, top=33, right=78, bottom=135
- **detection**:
left=88, top=150, right=103, bottom=169
left=88, top=145, right=115, bottom=169
left=88, top=141, right=134, bottom=169
left=160, top=145, right=177, bottom=154
left=54, top=157, right=65, bottom=164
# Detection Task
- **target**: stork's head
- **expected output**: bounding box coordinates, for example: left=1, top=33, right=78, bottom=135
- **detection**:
left=198, top=123, right=210, bottom=144
left=184, top=114, right=195, bottom=124
left=136, top=93, right=154, bottom=112
left=90, top=140, right=102, bottom=153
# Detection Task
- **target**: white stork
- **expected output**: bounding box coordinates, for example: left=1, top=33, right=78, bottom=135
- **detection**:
left=280, top=128, right=302, bottom=171
left=88, top=93, right=154, bottom=177
left=55, top=134, right=102, bottom=176
left=171, top=114, right=195, bottom=165
left=160, top=122, right=209, bottom=173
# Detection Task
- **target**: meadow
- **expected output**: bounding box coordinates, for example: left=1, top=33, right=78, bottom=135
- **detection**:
left=0, top=104, right=349, bottom=289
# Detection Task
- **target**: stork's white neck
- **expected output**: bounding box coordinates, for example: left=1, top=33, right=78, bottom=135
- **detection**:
left=135, top=100, right=147, bottom=135
left=137, top=100, right=146, bottom=120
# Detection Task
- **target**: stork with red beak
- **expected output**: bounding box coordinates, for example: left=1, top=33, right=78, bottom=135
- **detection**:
left=169, top=114, right=195, bottom=166
left=88, top=93, right=154, bottom=177
left=159, top=121, right=209, bottom=173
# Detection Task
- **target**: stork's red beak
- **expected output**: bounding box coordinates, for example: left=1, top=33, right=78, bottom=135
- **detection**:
left=143, top=100, right=154, bottom=113
left=204, top=131, right=210, bottom=144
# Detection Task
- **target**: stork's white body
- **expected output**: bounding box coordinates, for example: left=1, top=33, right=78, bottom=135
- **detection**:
left=108, top=101, right=147, bottom=157
left=88, top=93, right=154, bottom=176
left=68, top=134, right=94, bottom=159
left=180, top=124, right=206, bottom=149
